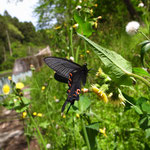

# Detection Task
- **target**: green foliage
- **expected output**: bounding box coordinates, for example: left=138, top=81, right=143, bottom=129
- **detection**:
left=78, top=33, right=133, bottom=86
left=1, top=0, right=150, bottom=149
left=140, top=40, right=150, bottom=67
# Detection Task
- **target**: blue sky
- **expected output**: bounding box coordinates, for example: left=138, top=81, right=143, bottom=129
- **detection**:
left=0, top=0, right=38, bottom=26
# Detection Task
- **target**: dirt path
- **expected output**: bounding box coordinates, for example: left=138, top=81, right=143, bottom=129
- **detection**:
left=0, top=86, right=40, bottom=150
left=0, top=107, right=40, bottom=150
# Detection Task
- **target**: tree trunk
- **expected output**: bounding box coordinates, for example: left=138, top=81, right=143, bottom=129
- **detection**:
left=6, top=30, right=12, bottom=56
left=3, top=47, right=6, bottom=61
left=123, top=0, right=139, bottom=20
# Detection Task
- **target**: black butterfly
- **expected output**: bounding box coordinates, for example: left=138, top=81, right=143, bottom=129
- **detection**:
left=44, top=57, right=88, bottom=113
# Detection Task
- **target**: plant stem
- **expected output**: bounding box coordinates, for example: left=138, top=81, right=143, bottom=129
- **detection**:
left=127, top=72, right=150, bottom=88
left=139, top=31, right=150, bottom=40
left=78, top=101, right=91, bottom=150
left=28, top=111, right=46, bottom=150
left=81, top=117, right=91, bottom=150
left=70, top=28, right=74, bottom=58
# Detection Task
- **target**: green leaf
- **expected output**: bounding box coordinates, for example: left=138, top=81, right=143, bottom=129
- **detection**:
left=81, top=123, right=99, bottom=150
left=133, top=67, right=150, bottom=78
left=15, top=104, right=29, bottom=113
left=139, top=40, right=150, bottom=46
left=123, top=93, right=136, bottom=111
left=74, top=13, right=93, bottom=37
left=141, top=102, right=150, bottom=113
left=86, top=122, right=99, bottom=131
left=79, top=95, right=91, bottom=113
left=140, top=41, right=150, bottom=67
left=22, top=97, right=30, bottom=105
left=78, top=33, right=132, bottom=85
left=139, top=116, right=148, bottom=130
left=39, top=121, right=50, bottom=129
left=145, top=128, right=150, bottom=138
left=136, top=97, right=148, bottom=106
left=133, top=106, right=143, bottom=115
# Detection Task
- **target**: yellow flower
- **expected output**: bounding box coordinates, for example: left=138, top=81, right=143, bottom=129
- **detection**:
left=37, top=113, right=43, bottom=117
left=80, top=54, right=84, bottom=58
left=101, top=92, right=108, bottom=103
left=8, top=76, right=12, bottom=80
left=22, top=112, right=27, bottom=118
left=72, top=24, right=79, bottom=28
left=90, top=9, right=93, bottom=15
left=54, top=26, right=61, bottom=30
left=92, top=85, right=108, bottom=103
left=94, top=21, right=98, bottom=28
left=94, top=4, right=98, bottom=7
left=76, top=114, right=80, bottom=118
left=16, top=82, right=24, bottom=90
left=2, top=84, right=10, bottom=95
left=86, top=50, right=90, bottom=54
left=96, top=68, right=103, bottom=77
left=92, top=85, right=99, bottom=93
left=41, top=86, right=45, bottom=90
left=33, top=112, right=37, bottom=116
left=99, top=127, right=107, bottom=137
left=62, top=114, right=66, bottom=119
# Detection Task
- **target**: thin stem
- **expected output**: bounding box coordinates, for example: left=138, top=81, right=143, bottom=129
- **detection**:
left=70, top=28, right=74, bottom=58
left=139, top=30, right=150, bottom=40
left=81, top=116, right=91, bottom=150
left=78, top=101, right=91, bottom=150
left=127, top=72, right=150, bottom=88
left=28, top=111, right=46, bottom=150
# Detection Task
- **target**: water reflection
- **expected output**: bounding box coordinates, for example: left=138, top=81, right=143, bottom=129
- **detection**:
left=0, top=71, right=32, bottom=101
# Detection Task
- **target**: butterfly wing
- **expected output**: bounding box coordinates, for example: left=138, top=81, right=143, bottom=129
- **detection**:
left=54, top=73, right=68, bottom=83
left=61, top=69, right=84, bottom=112
left=44, top=57, right=89, bottom=113
left=44, top=57, right=81, bottom=79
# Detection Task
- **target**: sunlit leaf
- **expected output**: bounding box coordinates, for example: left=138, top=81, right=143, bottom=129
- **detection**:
left=141, top=102, right=150, bottom=113
left=79, top=95, right=91, bottom=113
left=78, top=33, right=132, bottom=85
left=133, top=67, right=150, bottom=78
left=145, top=128, right=150, bottom=138
left=74, top=12, right=93, bottom=37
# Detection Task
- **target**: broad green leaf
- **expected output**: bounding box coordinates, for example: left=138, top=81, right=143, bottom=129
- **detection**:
left=72, top=96, right=91, bottom=113
left=22, top=97, right=30, bottom=105
left=139, top=40, right=150, bottom=46
left=140, top=41, right=150, bottom=67
left=78, top=33, right=132, bottom=85
left=74, top=13, right=93, bottom=37
left=81, top=123, right=99, bottom=150
left=79, top=95, right=91, bottom=113
left=142, top=102, right=150, bottom=113
left=86, top=122, right=99, bottom=131
left=39, top=121, right=50, bottom=129
left=133, top=106, right=143, bottom=115
left=145, top=128, right=150, bottom=138
left=133, top=67, right=150, bottom=78
left=136, top=97, right=148, bottom=106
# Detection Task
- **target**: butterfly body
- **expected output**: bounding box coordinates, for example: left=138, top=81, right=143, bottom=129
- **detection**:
left=44, top=57, right=88, bottom=113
